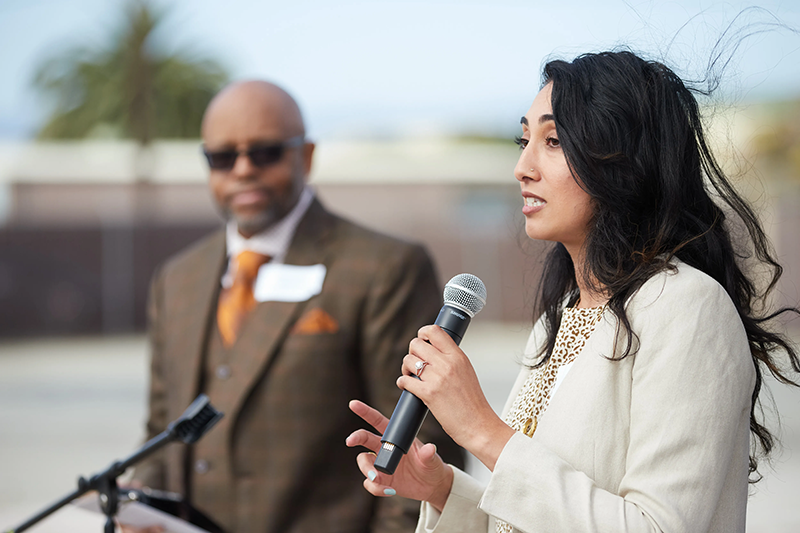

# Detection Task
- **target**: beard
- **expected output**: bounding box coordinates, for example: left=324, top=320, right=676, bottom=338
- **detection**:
left=220, top=189, right=301, bottom=237
left=216, top=176, right=305, bottom=237
left=232, top=208, right=280, bottom=236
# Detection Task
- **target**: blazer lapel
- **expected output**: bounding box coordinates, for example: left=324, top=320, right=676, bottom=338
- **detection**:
left=542, top=308, right=621, bottom=421
left=171, top=231, right=227, bottom=415
left=223, top=199, right=337, bottom=427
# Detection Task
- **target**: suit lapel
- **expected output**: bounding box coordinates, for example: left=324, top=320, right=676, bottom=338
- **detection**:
left=223, top=199, right=338, bottom=427
left=172, top=232, right=227, bottom=416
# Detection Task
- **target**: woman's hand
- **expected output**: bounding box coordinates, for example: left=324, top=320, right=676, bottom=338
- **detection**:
left=400, top=325, right=515, bottom=471
left=345, top=399, right=454, bottom=512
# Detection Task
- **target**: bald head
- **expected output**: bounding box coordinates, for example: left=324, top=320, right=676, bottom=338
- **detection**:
left=202, top=80, right=305, bottom=141
left=203, top=80, right=314, bottom=238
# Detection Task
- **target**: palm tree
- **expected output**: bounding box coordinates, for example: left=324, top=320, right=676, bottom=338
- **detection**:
left=33, top=0, right=228, bottom=144
left=31, top=0, right=229, bottom=333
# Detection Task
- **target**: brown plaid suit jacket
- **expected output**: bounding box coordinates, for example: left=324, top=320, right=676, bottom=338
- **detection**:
left=135, top=198, right=464, bottom=533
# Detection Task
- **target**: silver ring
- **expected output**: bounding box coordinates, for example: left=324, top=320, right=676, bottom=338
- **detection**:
left=415, top=360, right=428, bottom=377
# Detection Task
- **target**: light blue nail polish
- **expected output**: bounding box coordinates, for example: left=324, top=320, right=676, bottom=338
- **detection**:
left=384, top=488, right=396, bottom=496
left=368, top=470, right=377, bottom=482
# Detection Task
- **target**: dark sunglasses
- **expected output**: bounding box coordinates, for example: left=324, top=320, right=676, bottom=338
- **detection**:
left=202, top=136, right=305, bottom=170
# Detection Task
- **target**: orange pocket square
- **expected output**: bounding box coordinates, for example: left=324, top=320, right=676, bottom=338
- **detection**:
left=292, top=307, right=339, bottom=335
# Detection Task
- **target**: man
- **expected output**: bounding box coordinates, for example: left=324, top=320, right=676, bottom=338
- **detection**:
left=132, top=80, right=463, bottom=532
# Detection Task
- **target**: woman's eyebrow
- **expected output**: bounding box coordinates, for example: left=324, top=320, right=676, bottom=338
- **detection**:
left=520, top=114, right=555, bottom=126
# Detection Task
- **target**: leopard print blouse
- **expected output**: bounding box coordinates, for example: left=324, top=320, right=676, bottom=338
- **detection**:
left=496, top=304, right=605, bottom=533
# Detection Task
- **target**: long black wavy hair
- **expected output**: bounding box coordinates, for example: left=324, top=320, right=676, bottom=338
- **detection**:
left=533, top=50, right=799, bottom=477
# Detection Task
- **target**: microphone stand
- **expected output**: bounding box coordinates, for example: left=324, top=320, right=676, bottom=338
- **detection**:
left=6, top=394, right=223, bottom=533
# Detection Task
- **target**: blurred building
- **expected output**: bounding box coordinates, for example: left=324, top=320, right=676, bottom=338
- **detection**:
left=0, top=138, right=546, bottom=337
left=1, top=104, right=798, bottom=338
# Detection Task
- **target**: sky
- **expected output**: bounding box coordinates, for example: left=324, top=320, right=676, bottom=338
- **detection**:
left=1, top=0, right=799, bottom=141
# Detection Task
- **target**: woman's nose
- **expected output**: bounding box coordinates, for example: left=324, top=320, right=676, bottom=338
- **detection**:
left=514, top=149, right=538, bottom=182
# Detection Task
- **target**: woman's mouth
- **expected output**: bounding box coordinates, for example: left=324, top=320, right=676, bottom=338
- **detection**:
left=524, top=197, right=545, bottom=208
left=522, top=195, right=546, bottom=215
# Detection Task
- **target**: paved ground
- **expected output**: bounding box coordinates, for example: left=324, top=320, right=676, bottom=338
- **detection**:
left=0, top=323, right=798, bottom=532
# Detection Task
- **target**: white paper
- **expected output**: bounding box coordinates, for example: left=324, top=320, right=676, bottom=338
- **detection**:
left=253, top=263, right=327, bottom=303
left=73, top=493, right=213, bottom=533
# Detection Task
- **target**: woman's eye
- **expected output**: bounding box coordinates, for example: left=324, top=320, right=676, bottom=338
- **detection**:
left=545, top=136, right=560, bottom=148
left=514, top=136, right=529, bottom=150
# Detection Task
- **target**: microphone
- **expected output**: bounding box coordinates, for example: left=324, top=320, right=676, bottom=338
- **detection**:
left=373, top=273, right=487, bottom=475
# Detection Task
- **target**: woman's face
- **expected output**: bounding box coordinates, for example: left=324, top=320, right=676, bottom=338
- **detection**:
left=515, top=82, right=593, bottom=255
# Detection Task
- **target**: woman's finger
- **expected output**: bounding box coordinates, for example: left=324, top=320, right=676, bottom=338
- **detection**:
left=408, top=336, right=439, bottom=361
left=417, top=324, right=448, bottom=341
left=355, top=449, right=381, bottom=479
left=397, top=374, right=425, bottom=397
left=418, top=442, right=438, bottom=463
left=355, top=451, right=396, bottom=497
left=345, top=428, right=382, bottom=452
left=417, top=324, right=436, bottom=340
left=420, top=325, right=459, bottom=350
left=402, top=353, right=428, bottom=377
left=349, top=399, right=390, bottom=433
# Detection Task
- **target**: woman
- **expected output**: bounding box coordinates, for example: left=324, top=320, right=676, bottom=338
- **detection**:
left=345, top=50, right=800, bottom=532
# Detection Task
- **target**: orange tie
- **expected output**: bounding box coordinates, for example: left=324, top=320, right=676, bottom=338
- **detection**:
left=217, top=251, right=270, bottom=347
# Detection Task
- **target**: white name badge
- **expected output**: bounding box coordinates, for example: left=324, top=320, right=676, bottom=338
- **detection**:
left=253, top=263, right=327, bottom=303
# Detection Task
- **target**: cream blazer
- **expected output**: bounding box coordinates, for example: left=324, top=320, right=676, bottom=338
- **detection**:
left=417, top=260, right=754, bottom=533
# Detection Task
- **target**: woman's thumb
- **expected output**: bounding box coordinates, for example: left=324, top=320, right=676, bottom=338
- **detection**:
left=419, top=442, right=439, bottom=465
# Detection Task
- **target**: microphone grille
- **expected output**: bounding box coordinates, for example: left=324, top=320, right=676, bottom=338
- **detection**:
left=443, top=274, right=487, bottom=317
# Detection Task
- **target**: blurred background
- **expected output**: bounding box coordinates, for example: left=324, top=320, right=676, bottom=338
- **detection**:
left=0, top=0, right=798, bottom=531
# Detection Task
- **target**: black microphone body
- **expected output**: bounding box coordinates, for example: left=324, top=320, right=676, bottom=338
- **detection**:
left=373, top=273, right=486, bottom=475
left=373, top=305, right=471, bottom=474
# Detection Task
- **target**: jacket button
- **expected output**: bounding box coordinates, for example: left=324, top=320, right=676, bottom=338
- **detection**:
left=522, top=416, right=537, bottom=437
left=194, top=459, right=210, bottom=474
